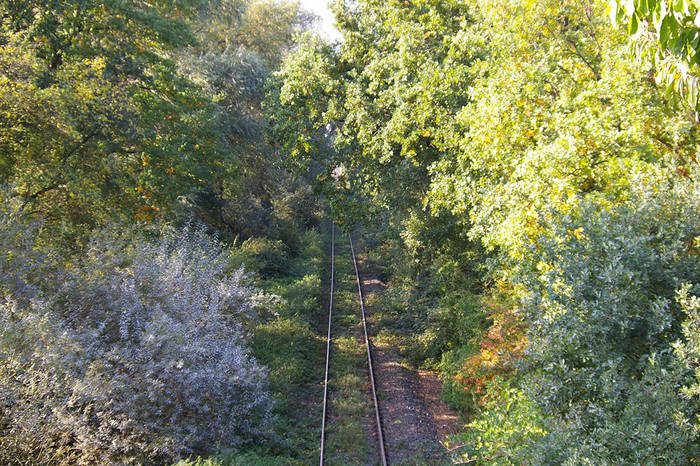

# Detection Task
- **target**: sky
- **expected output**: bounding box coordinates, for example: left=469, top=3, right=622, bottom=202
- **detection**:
left=299, top=0, right=342, bottom=41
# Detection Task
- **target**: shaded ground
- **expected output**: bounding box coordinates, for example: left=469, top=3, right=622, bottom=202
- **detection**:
left=360, top=274, right=461, bottom=465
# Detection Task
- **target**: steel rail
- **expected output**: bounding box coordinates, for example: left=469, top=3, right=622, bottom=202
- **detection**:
left=319, top=222, right=335, bottom=466
left=349, top=235, right=388, bottom=466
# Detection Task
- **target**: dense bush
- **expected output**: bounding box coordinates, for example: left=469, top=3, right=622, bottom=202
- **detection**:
left=0, top=200, right=272, bottom=464
left=522, top=179, right=700, bottom=463
left=676, top=285, right=700, bottom=395
left=439, top=290, right=526, bottom=413
left=231, top=237, right=290, bottom=278
left=461, top=177, right=700, bottom=464
left=459, top=378, right=547, bottom=465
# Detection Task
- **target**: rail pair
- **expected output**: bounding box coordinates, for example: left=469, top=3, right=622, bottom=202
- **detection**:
left=320, top=223, right=387, bottom=465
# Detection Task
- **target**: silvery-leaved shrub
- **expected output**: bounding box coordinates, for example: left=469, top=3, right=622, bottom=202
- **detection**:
left=0, top=198, right=272, bottom=464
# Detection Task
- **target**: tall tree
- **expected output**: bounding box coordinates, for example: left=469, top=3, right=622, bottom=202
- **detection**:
left=0, top=0, right=224, bottom=232
left=271, top=0, right=476, bottom=219
left=179, top=0, right=317, bottom=237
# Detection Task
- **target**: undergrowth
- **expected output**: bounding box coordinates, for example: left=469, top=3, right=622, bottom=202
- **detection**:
left=178, top=227, right=373, bottom=464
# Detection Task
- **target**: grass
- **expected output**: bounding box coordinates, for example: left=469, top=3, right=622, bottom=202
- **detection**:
left=178, top=228, right=378, bottom=465
left=322, top=235, right=377, bottom=465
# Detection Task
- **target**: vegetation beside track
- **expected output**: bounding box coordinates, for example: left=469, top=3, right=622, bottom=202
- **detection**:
left=322, top=234, right=377, bottom=465
left=180, top=228, right=330, bottom=464
left=4, top=0, right=700, bottom=463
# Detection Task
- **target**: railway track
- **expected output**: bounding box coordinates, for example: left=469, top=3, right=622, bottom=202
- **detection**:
left=319, top=223, right=335, bottom=465
left=319, top=223, right=387, bottom=465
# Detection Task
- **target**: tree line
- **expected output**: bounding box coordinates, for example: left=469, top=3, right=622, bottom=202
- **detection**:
left=2, top=0, right=700, bottom=463
left=0, top=0, right=325, bottom=463
left=270, top=0, right=700, bottom=463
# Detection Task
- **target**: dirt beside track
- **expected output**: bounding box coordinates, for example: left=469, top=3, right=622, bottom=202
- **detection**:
left=360, top=274, right=461, bottom=465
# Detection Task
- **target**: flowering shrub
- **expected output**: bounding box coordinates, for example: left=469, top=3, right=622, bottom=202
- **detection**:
left=0, top=203, right=272, bottom=464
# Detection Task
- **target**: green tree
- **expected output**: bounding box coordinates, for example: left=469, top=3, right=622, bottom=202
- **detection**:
left=428, top=0, right=698, bottom=259
left=178, top=0, right=317, bottom=239
left=0, top=0, right=223, bottom=233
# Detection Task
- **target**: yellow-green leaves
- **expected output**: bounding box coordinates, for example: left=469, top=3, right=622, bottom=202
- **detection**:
left=610, top=0, right=700, bottom=108
left=424, top=0, right=695, bottom=260
left=0, top=0, right=226, bottom=228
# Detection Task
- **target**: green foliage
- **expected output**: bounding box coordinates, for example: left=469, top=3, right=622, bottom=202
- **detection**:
left=230, top=0, right=316, bottom=69
left=0, top=0, right=226, bottom=232
left=455, top=378, right=547, bottom=465
left=675, top=285, right=700, bottom=400
left=360, top=213, right=488, bottom=368
left=439, top=346, right=482, bottom=412
left=0, top=0, right=317, bottom=244
left=271, top=0, right=476, bottom=217
left=467, top=178, right=700, bottom=463
left=176, top=450, right=297, bottom=465
left=253, top=316, right=320, bottom=393
left=231, top=237, right=290, bottom=278
left=267, top=32, right=342, bottom=175
left=196, top=0, right=315, bottom=69
left=6, top=0, right=700, bottom=462
left=610, top=0, right=700, bottom=107
left=428, top=0, right=700, bottom=259
left=435, top=282, right=526, bottom=415
left=175, top=0, right=319, bottom=243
